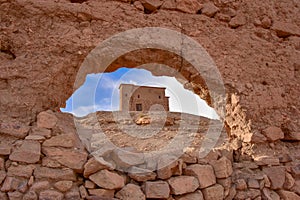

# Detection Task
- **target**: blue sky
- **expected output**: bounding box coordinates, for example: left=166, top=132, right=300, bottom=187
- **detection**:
left=61, top=67, right=219, bottom=119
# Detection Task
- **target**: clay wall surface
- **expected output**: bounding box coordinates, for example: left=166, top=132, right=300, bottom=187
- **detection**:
left=0, top=0, right=300, bottom=199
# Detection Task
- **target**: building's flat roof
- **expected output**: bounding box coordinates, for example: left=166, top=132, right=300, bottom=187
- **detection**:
left=119, top=83, right=166, bottom=90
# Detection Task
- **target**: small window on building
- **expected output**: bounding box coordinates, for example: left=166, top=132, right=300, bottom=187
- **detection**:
left=125, top=93, right=127, bottom=97
left=137, top=94, right=140, bottom=98
left=159, top=95, right=161, bottom=99
left=136, top=104, right=142, bottom=111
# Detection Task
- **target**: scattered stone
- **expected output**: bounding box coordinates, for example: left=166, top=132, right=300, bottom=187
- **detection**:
left=43, top=134, right=75, bottom=148
left=229, top=13, right=246, bottom=28
left=0, top=121, right=30, bottom=139
left=263, top=166, right=286, bottom=189
left=176, top=0, right=203, bottom=14
left=176, top=190, right=204, bottom=200
left=39, top=189, right=63, bottom=200
left=236, top=179, right=247, bottom=190
left=42, top=147, right=87, bottom=171
left=30, top=127, right=51, bottom=138
left=202, top=184, right=224, bottom=200
left=88, top=189, right=115, bottom=198
left=262, top=188, right=280, bottom=200
left=157, top=156, right=182, bottom=179
left=144, top=181, right=170, bottom=199
left=284, top=172, right=295, bottom=189
left=271, top=21, right=300, bottom=37
left=0, top=143, right=11, bottom=155
left=201, top=2, right=219, bottom=17
left=34, top=167, right=76, bottom=181
left=210, top=156, right=233, bottom=178
left=279, top=154, right=293, bottom=163
left=184, top=164, right=216, bottom=188
left=9, top=140, right=41, bottom=164
left=84, top=157, right=115, bottom=178
left=261, top=126, right=284, bottom=141
left=248, top=179, right=260, bottom=189
left=278, top=190, right=300, bottom=200
left=89, top=169, right=125, bottom=190
left=254, top=155, right=280, bottom=166
left=7, top=164, right=35, bottom=178
left=135, top=116, right=151, bottom=125
left=37, top=110, right=58, bottom=129
left=115, top=183, right=145, bottom=200
left=54, top=181, right=73, bottom=192
left=168, top=176, right=199, bottom=195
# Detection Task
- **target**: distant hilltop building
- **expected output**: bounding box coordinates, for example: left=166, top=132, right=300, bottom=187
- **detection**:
left=119, top=84, right=169, bottom=112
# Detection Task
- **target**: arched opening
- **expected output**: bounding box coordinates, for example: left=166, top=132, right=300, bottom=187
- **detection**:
left=61, top=67, right=219, bottom=120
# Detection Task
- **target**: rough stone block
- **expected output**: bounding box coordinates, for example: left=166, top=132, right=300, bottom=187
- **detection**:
left=42, top=147, right=87, bottom=171
left=39, top=189, right=63, bottom=200
left=115, top=183, right=145, bottom=200
left=263, top=166, right=286, bottom=189
left=144, top=181, right=170, bottom=199
left=88, top=189, right=115, bottom=198
left=89, top=169, right=125, bottom=190
left=9, top=140, right=41, bottom=164
left=176, top=190, right=204, bottom=200
left=168, top=176, right=199, bottom=195
left=210, top=156, right=233, bottom=178
left=37, top=110, right=58, bottom=129
left=278, top=190, right=300, bottom=200
left=202, top=184, right=224, bottom=200
left=262, top=126, right=284, bottom=141
left=184, top=164, right=216, bottom=188
left=84, top=157, right=115, bottom=178
left=34, top=167, right=76, bottom=181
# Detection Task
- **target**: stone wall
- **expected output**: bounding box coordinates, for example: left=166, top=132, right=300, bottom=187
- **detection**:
left=0, top=111, right=299, bottom=199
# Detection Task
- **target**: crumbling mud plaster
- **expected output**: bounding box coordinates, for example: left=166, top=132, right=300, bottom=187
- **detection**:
left=1, top=0, right=299, bottom=145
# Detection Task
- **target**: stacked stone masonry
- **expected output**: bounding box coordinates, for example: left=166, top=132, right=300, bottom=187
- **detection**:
left=0, top=111, right=299, bottom=199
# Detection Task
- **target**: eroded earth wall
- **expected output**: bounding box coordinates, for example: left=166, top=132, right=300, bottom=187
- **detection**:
left=0, top=0, right=300, bottom=199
